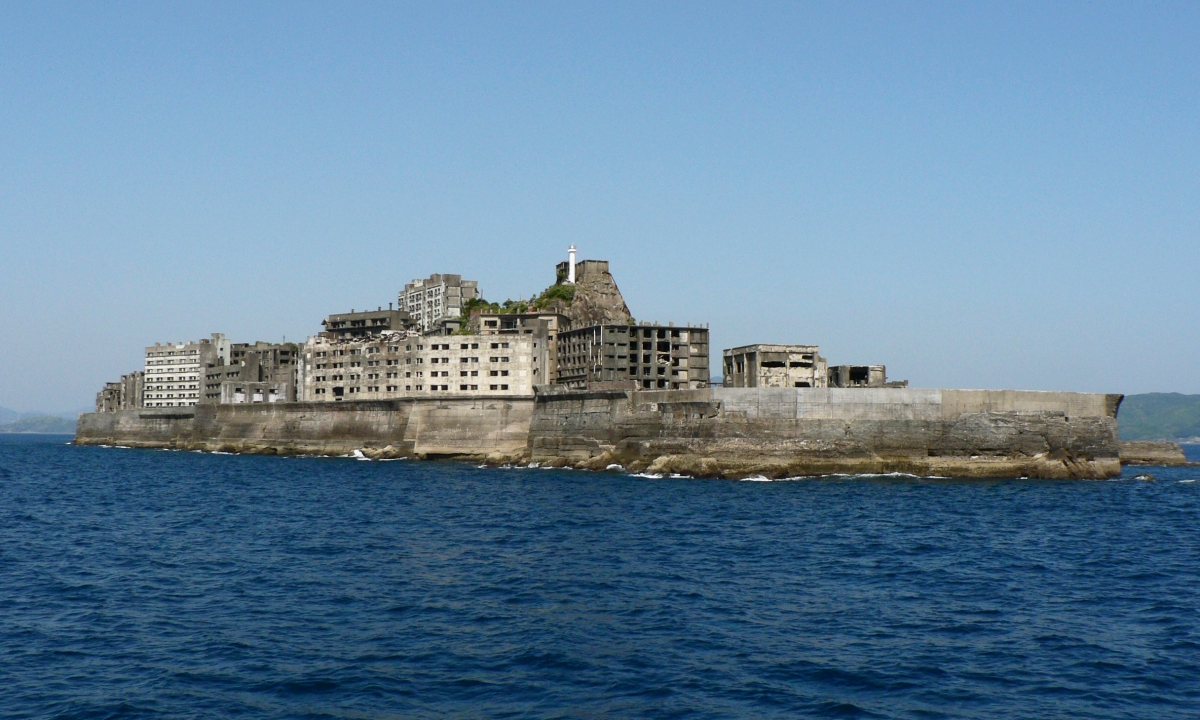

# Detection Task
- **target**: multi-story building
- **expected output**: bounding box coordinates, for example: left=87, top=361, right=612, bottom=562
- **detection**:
left=399, top=274, right=479, bottom=334
left=555, top=324, right=710, bottom=391
left=201, top=342, right=299, bottom=404
left=322, top=307, right=414, bottom=339
left=722, top=345, right=829, bottom=388
left=143, top=334, right=231, bottom=407
left=473, top=311, right=569, bottom=381
left=95, top=371, right=145, bottom=412
left=299, top=330, right=550, bottom=401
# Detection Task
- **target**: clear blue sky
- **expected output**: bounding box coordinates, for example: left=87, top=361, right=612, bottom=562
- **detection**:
left=2, top=2, right=1197, bottom=413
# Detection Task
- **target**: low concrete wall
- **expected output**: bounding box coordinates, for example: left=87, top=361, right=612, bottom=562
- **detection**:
left=529, top=387, right=1123, bottom=479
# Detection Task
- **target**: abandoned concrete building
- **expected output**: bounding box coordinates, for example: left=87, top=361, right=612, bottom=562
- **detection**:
left=300, top=330, right=550, bottom=401
left=201, top=342, right=299, bottom=404
left=322, top=308, right=414, bottom=339
left=473, top=312, right=569, bottom=380
left=399, top=274, right=479, bottom=334
left=827, top=365, right=907, bottom=388
left=142, top=334, right=231, bottom=408
left=556, top=324, right=711, bottom=390
left=722, top=345, right=829, bottom=388
left=95, top=371, right=144, bottom=413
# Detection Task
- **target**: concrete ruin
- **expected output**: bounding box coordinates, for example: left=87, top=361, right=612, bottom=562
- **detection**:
left=557, top=324, right=711, bottom=391
left=723, top=345, right=829, bottom=388
left=201, top=342, right=299, bottom=405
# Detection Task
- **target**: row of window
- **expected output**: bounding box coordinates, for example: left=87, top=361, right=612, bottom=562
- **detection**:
left=312, top=341, right=511, bottom=359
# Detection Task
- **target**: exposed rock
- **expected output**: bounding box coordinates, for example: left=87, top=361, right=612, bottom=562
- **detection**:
left=1119, top=441, right=1188, bottom=466
left=539, top=262, right=634, bottom=327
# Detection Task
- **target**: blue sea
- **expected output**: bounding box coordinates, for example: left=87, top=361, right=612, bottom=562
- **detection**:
left=2, top=435, right=1198, bottom=719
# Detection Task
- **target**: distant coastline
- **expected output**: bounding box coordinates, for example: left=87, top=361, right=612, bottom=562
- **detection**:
left=0, top=416, right=77, bottom=434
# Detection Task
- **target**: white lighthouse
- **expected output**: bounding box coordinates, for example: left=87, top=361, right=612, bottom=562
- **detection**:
left=567, top=245, right=577, bottom=284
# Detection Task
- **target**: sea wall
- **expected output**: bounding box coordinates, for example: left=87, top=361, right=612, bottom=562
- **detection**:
left=75, top=398, right=535, bottom=459
left=75, top=387, right=1124, bottom=478
left=529, top=388, right=1123, bottom=479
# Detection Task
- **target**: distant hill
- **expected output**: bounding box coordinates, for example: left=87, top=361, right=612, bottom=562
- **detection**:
left=0, top=416, right=77, bottom=434
left=1119, top=393, right=1200, bottom=441
left=0, top=406, right=19, bottom=424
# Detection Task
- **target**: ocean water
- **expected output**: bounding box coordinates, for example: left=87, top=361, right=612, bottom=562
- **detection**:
left=2, top=435, right=1198, bottom=719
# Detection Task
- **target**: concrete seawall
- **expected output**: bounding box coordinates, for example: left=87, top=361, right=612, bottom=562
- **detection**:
left=75, top=387, right=1123, bottom=479
left=530, top=388, right=1123, bottom=479
left=75, top=398, right=534, bottom=459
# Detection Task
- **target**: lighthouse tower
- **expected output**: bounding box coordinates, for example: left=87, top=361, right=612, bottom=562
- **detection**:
left=567, top=245, right=577, bottom=284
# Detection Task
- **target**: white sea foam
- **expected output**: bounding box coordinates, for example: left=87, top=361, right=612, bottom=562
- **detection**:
left=631, top=472, right=664, bottom=479
left=606, top=464, right=625, bottom=471
left=1180, top=479, right=1196, bottom=484
left=740, top=475, right=772, bottom=482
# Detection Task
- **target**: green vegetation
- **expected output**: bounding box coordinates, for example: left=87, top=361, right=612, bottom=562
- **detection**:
left=0, top=415, right=77, bottom=434
left=1118, top=393, right=1200, bottom=441
left=457, top=282, right=576, bottom=330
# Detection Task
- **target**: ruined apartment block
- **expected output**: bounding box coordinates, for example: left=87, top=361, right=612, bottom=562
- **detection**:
left=96, top=371, right=144, bottom=413
left=201, top=342, right=299, bottom=405
left=555, top=324, right=711, bottom=390
left=300, top=331, right=550, bottom=402
left=473, top=311, right=569, bottom=382
left=142, top=333, right=231, bottom=408
left=723, top=345, right=829, bottom=388
left=322, top=307, right=414, bottom=339
left=399, top=274, right=479, bottom=334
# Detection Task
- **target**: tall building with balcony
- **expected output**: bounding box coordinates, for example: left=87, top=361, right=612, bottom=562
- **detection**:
left=399, top=274, right=479, bottom=334
left=142, top=333, right=231, bottom=407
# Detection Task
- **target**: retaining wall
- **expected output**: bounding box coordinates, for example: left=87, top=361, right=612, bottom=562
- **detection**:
left=75, top=387, right=1124, bottom=478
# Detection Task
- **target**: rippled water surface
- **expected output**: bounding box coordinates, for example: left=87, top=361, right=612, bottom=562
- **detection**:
left=2, top=435, right=1199, bottom=718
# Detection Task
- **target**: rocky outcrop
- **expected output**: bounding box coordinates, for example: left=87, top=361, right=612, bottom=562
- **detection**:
left=539, top=261, right=633, bottom=327
left=1119, top=440, right=1191, bottom=466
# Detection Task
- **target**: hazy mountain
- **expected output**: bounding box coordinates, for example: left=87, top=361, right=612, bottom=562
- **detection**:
left=0, top=416, right=77, bottom=434
left=1119, top=393, right=1200, bottom=442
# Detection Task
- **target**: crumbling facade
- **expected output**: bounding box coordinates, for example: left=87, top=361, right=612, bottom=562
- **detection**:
left=827, top=365, right=907, bottom=388
left=723, top=345, right=829, bottom=388
left=300, top=331, right=550, bottom=401
left=556, top=324, right=710, bottom=390
left=322, top=308, right=414, bottom=338
left=473, top=312, right=569, bottom=381
left=201, top=342, right=299, bottom=405
left=143, top=334, right=231, bottom=408
left=399, top=274, right=479, bottom=333
left=95, top=372, right=144, bottom=413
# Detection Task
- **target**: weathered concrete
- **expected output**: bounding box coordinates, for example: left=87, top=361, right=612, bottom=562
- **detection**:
left=1119, top=441, right=1193, bottom=466
left=529, top=388, right=1123, bottom=479
left=75, top=398, right=534, bottom=461
left=75, top=387, right=1124, bottom=479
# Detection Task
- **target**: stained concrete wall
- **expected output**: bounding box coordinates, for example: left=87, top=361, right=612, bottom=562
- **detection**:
left=528, top=387, right=1123, bottom=479
left=76, top=398, right=534, bottom=458
left=75, top=387, right=1124, bottom=478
